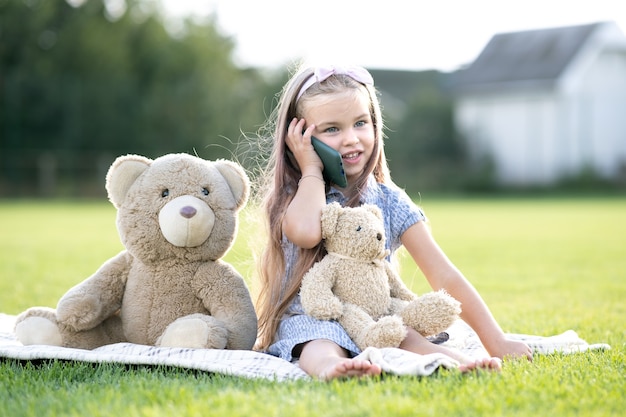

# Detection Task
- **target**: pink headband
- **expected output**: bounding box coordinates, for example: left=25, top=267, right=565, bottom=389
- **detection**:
left=296, top=65, right=374, bottom=101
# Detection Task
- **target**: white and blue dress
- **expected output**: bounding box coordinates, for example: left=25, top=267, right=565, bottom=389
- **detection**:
left=268, top=177, right=427, bottom=361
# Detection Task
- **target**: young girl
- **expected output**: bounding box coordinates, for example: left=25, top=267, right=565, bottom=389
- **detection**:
left=254, top=64, right=533, bottom=380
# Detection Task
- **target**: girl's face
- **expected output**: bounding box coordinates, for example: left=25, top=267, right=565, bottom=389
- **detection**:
left=300, top=88, right=376, bottom=185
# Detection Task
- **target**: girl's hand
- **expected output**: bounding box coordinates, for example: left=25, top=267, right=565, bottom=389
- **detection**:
left=489, top=338, right=533, bottom=361
left=286, top=118, right=323, bottom=174
left=282, top=118, right=327, bottom=248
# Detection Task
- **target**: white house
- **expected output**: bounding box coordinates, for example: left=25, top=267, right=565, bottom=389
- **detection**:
left=452, top=21, right=626, bottom=186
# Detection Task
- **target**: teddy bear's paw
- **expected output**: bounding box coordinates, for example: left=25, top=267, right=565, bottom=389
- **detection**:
left=402, top=290, right=461, bottom=336
left=15, top=315, right=63, bottom=346
left=158, top=315, right=228, bottom=349
left=302, top=296, right=344, bottom=321
left=357, top=315, right=407, bottom=349
left=56, top=294, right=104, bottom=332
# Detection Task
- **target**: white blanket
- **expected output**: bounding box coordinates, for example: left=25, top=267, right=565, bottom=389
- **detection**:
left=0, top=314, right=609, bottom=381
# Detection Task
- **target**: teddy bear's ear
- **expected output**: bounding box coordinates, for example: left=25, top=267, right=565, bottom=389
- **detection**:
left=364, top=204, right=383, bottom=220
left=320, top=202, right=343, bottom=239
left=106, top=154, right=152, bottom=208
left=214, top=159, right=250, bottom=210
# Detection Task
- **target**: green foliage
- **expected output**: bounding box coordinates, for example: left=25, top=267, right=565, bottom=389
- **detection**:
left=0, top=198, right=624, bottom=417
left=0, top=1, right=492, bottom=200
left=0, top=0, right=271, bottom=196
left=382, top=71, right=468, bottom=194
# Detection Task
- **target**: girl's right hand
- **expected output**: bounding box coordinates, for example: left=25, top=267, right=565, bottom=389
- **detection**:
left=282, top=118, right=327, bottom=248
left=286, top=118, right=323, bottom=174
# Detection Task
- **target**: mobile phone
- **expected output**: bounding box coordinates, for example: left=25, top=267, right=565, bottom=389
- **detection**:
left=311, top=136, right=347, bottom=188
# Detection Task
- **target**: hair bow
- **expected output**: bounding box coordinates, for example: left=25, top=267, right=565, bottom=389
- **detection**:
left=296, top=65, right=374, bottom=101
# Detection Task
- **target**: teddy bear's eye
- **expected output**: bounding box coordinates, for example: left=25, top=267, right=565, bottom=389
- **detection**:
left=202, top=187, right=209, bottom=196
left=356, top=226, right=362, bottom=232
left=161, top=189, right=169, bottom=198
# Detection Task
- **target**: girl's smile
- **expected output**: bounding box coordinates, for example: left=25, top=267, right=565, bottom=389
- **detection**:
left=341, top=150, right=363, bottom=165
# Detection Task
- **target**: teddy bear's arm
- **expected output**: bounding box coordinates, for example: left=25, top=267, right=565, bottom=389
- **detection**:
left=193, top=261, right=257, bottom=350
left=56, top=251, right=132, bottom=332
left=385, top=262, right=418, bottom=302
left=300, top=260, right=344, bottom=320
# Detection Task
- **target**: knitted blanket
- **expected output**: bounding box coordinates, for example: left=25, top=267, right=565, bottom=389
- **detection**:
left=0, top=314, right=609, bottom=381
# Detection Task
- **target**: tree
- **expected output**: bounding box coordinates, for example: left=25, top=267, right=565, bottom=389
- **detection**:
left=0, top=0, right=271, bottom=196
left=383, top=76, right=464, bottom=194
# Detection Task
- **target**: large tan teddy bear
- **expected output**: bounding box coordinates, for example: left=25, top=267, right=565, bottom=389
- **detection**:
left=300, top=202, right=461, bottom=350
left=15, top=153, right=257, bottom=351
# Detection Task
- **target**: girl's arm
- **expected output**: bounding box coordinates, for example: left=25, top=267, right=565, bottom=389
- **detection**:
left=282, top=118, right=326, bottom=248
left=401, top=222, right=533, bottom=360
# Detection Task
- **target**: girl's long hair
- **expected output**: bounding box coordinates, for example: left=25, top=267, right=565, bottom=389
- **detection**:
left=254, top=65, right=391, bottom=351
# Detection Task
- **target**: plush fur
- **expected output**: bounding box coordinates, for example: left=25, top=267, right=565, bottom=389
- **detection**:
left=300, top=203, right=461, bottom=350
left=15, top=153, right=257, bottom=351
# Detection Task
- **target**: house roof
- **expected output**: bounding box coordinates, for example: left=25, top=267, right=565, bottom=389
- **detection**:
left=451, top=22, right=606, bottom=93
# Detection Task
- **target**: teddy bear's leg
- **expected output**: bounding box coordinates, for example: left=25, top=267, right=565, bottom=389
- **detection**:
left=16, top=307, right=125, bottom=349
left=59, top=313, right=125, bottom=350
left=339, top=303, right=407, bottom=350
left=14, top=307, right=62, bottom=346
left=388, top=298, right=409, bottom=316
left=400, top=290, right=461, bottom=337
left=157, top=313, right=228, bottom=349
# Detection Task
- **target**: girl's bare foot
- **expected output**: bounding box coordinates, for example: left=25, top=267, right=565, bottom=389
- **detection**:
left=458, top=357, right=502, bottom=373
left=298, top=339, right=382, bottom=380
left=319, top=357, right=382, bottom=381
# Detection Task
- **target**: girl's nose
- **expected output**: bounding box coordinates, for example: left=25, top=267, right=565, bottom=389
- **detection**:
left=343, top=130, right=359, bottom=146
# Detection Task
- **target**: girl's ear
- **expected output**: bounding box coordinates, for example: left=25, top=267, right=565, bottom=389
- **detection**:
left=320, top=202, right=343, bottom=239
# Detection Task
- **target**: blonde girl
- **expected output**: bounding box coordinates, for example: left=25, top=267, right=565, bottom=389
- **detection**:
left=254, top=65, right=532, bottom=380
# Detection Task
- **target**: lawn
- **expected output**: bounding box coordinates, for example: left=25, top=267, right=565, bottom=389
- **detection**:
left=0, top=197, right=624, bottom=417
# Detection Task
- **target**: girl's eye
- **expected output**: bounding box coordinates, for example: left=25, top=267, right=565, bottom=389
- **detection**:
left=325, top=127, right=338, bottom=133
left=355, top=121, right=365, bottom=127
left=356, top=226, right=362, bottom=231
left=202, top=187, right=209, bottom=196
left=161, top=189, right=169, bottom=198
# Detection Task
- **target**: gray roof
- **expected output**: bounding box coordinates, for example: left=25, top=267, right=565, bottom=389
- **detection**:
left=451, top=22, right=606, bottom=94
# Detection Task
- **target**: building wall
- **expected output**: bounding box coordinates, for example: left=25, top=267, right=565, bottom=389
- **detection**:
left=455, top=23, right=626, bottom=186
left=456, top=91, right=560, bottom=185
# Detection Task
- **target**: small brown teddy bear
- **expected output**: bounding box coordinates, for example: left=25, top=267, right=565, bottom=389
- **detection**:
left=300, top=202, right=461, bottom=350
left=15, top=153, right=257, bottom=351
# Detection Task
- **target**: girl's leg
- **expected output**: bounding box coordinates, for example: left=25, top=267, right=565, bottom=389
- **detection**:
left=298, top=339, right=382, bottom=380
left=400, top=328, right=502, bottom=372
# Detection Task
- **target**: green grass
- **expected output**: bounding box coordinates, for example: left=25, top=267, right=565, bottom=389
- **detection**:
left=1, top=197, right=624, bottom=417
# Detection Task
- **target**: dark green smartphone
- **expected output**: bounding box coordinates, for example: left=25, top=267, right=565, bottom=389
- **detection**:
left=311, top=136, right=347, bottom=188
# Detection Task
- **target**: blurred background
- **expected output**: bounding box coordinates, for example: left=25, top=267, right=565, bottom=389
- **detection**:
left=1, top=0, right=625, bottom=198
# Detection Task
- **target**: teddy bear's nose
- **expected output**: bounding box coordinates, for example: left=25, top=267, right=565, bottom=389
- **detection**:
left=180, top=206, right=197, bottom=219
left=376, top=233, right=382, bottom=241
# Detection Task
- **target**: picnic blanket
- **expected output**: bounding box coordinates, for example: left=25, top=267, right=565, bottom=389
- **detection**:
left=0, top=314, right=609, bottom=381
